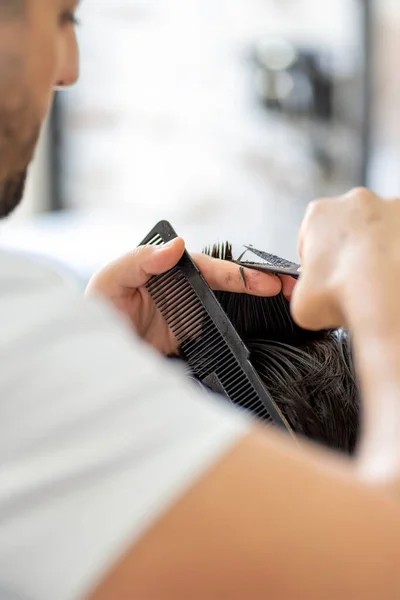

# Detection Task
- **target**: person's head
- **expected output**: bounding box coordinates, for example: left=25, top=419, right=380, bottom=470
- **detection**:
left=0, top=0, right=80, bottom=217
left=202, top=244, right=360, bottom=454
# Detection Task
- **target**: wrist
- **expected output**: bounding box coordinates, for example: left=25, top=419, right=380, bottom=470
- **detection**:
left=342, top=261, right=400, bottom=490
left=342, top=259, right=399, bottom=338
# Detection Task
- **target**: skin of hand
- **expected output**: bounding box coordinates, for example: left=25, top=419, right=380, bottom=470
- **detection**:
left=2, top=4, right=400, bottom=598
left=88, top=188, right=400, bottom=600
left=291, top=187, right=400, bottom=492
left=85, top=237, right=294, bottom=355
left=291, top=187, right=400, bottom=331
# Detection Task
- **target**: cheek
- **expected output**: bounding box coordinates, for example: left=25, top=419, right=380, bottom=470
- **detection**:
left=24, top=21, right=59, bottom=119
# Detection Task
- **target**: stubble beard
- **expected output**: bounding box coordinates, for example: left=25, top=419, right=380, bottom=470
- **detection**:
left=0, top=111, right=41, bottom=218
left=0, top=168, right=28, bottom=217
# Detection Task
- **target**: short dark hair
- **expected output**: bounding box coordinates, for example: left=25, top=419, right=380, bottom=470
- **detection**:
left=202, top=244, right=360, bottom=454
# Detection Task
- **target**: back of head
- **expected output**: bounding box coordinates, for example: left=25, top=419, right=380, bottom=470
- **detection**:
left=203, top=244, right=360, bottom=454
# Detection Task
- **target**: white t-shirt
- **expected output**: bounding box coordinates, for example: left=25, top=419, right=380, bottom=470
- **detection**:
left=0, top=250, right=250, bottom=600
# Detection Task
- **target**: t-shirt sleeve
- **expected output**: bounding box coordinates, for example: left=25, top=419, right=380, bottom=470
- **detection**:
left=0, top=254, right=251, bottom=600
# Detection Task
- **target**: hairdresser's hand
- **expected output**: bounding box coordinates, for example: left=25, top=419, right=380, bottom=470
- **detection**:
left=85, top=238, right=283, bottom=354
left=291, top=188, right=400, bottom=331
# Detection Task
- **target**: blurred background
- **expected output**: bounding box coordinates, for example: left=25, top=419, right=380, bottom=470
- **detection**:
left=1, top=0, right=399, bottom=281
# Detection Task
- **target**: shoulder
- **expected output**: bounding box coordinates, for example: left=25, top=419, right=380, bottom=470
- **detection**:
left=0, top=248, right=83, bottom=324
left=0, top=248, right=99, bottom=355
left=0, top=250, right=249, bottom=600
left=0, top=248, right=80, bottom=290
left=0, top=248, right=157, bottom=385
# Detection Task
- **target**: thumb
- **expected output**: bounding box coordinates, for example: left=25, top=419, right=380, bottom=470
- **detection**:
left=138, top=238, right=186, bottom=279
left=87, top=238, right=185, bottom=296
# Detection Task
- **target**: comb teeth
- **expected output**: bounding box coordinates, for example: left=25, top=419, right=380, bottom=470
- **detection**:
left=141, top=221, right=293, bottom=433
left=243, top=245, right=298, bottom=270
left=147, top=268, right=209, bottom=348
left=146, top=233, right=164, bottom=247
left=147, top=267, right=273, bottom=421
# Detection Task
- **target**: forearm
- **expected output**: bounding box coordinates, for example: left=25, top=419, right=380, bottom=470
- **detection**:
left=345, top=269, right=400, bottom=494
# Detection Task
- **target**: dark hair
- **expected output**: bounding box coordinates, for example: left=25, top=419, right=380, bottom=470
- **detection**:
left=202, top=244, right=360, bottom=454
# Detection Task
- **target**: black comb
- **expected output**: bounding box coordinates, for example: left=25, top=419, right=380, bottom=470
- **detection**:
left=139, top=220, right=293, bottom=434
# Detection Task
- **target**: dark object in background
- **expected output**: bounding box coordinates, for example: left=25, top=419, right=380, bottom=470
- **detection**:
left=252, top=1, right=373, bottom=187
left=48, top=93, right=64, bottom=212
left=252, top=36, right=335, bottom=176
left=359, top=0, right=373, bottom=188
left=253, top=37, right=334, bottom=122
left=203, top=242, right=360, bottom=455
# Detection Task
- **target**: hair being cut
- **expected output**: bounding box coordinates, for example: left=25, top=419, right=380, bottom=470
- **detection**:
left=201, top=243, right=360, bottom=455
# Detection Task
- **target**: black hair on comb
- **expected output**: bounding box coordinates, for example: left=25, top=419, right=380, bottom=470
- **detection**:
left=139, top=221, right=294, bottom=435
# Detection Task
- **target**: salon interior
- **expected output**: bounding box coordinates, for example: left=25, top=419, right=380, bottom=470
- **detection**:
left=1, top=0, right=399, bottom=281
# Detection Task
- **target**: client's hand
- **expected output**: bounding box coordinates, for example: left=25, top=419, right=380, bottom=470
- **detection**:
left=86, top=238, right=282, bottom=355
left=291, top=188, right=400, bottom=331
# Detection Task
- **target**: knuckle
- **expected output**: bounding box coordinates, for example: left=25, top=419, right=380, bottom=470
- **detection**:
left=307, top=198, right=323, bottom=214
left=301, top=199, right=330, bottom=236
left=134, top=244, right=153, bottom=257
left=306, top=197, right=332, bottom=218
left=346, top=187, right=377, bottom=206
left=348, top=186, right=370, bottom=197
left=130, top=247, right=144, bottom=264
